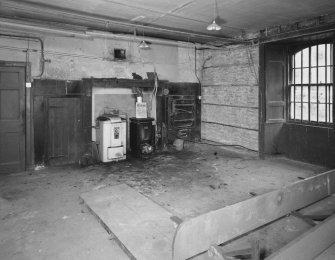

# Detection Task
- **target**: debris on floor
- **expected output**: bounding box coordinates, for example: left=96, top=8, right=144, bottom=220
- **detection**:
left=0, top=145, right=329, bottom=260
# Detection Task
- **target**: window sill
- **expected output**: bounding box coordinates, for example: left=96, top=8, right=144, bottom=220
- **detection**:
left=286, top=121, right=333, bottom=129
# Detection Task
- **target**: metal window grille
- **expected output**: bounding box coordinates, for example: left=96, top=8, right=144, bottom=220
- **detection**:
left=289, top=43, right=333, bottom=125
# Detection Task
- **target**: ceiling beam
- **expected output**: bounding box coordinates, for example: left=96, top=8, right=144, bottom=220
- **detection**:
left=4, top=0, right=244, bottom=31
left=0, top=0, right=243, bottom=43
left=0, top=18, right=235, bottom=50
left=144, top=0, right=195, bottom=26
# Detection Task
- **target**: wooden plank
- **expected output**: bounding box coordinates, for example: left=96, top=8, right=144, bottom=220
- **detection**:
left=80, top=184, right=176, bottom=260
left=265, top=213, right=335, bottom=260
left=299, top=194, right=335, bottom=216
left=208, top=240, right=260, bottom=260
left=172, top=170, right=335, bottom=260
left=291, top=211, right=316, bottom=227
left=303, top=213, right=334, bottom=221
left=314, top=242, right=335, bottom=260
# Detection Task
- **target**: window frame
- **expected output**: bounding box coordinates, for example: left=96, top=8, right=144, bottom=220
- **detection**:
left=287, top=41, right=334, bottom=127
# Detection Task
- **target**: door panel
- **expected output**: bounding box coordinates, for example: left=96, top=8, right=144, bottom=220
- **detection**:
left=263, top=45, right=287, bottom=154
left=0, top=66, right=25, bottom=173
left=47, top=97, right=81, bottom=166
left=266, top=47, right=286, bottom=123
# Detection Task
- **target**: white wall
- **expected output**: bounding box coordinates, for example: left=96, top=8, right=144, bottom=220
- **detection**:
left=0, top=33, right=199, bottom=82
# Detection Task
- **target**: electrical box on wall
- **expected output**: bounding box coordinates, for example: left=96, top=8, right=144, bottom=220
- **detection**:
left=114, top=49, right=126, bottom=60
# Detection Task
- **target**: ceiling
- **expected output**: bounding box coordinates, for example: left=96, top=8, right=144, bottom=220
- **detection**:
left=0, top=0, right=334, bottom=45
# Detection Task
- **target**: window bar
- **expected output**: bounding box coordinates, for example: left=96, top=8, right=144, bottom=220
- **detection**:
left=308, top=46, right=311, bottom=122
left=316, top=45, right=319, bottom=123
left=325, top=45, right=328, bottom=123
left=331, top=84, right=332, bottom=123
left=301, top=49, right=303, bottom=122
left=330, top=43, right=335, bottom=125
left=330, top=85, right=332, bottom=123
left=293, top=54, right=295, bottom=120
left=326, top=85, right=330, bottom=124
left=326, top=84, right=328, bottom=123
left=330, top=84, right=332, bottom=123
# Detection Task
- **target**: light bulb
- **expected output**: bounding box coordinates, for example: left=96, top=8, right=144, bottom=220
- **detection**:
left=206, top=20, right=221, bottom=31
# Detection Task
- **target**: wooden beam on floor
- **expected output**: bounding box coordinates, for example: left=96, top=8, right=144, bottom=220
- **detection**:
left=291, top=211, right=316, bottom=227
left=80, top=184, right=176, bottom=260
left=172, top=170, right=335, bottom=260
left=265, top=213, right=335, bottom=260
left=314, top=242, right=335, bottom=259
left=208, top=240, right=260, bottom=260
left=208, top=244, right=251, bottom=259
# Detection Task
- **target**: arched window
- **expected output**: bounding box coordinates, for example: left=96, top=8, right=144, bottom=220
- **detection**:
left=289, top=43, right=333, bottom=124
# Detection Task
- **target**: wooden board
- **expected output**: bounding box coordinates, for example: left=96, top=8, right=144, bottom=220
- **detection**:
left=299, top=194, right=335, bottom=216
left=80, top=184, right=176, bottom=260
left=47, top=97, right=81, bottom=166
left=266, top=213, right=335, bottom=260
left=172, top=170, right=335, bottom=260
left=314, top=242, right=335, bottom=260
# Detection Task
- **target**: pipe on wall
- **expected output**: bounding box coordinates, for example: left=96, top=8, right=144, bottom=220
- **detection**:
left=0, top=33, right=45, bottom=78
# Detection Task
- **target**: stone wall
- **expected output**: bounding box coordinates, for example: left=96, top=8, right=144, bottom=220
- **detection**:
left=200, top=45, right=259, bottom=151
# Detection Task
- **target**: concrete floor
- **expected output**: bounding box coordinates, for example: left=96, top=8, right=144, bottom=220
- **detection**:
left=0, top=144, right=329, bottom=260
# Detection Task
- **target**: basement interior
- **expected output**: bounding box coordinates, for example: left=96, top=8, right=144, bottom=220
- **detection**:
left=0, top=1, right=335, bottom=260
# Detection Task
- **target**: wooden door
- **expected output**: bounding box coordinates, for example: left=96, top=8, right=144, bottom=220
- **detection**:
left=260, top=45, right=287, bottom=154
left=47, top=97, right=81, bottom=166
left=266, top=46, right=286, bottom=124
left=0, top=66, right=26, bottom=173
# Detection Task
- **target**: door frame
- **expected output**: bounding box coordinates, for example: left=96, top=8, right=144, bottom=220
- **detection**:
left=259, top=44, right=266, bottom=159
left=0, top=60, right=33, bottom=171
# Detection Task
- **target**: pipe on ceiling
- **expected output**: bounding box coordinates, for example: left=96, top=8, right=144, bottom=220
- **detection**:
left=0, top=19, right=239, bottom=49
left=0, top=19, right=88, bottom=38
left=85, top=30, right=229, bottom=49
left=1, top=0, right=244, bottom=40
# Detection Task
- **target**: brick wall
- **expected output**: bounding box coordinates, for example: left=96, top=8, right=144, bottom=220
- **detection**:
left=200, top=45, right=260, bottom=151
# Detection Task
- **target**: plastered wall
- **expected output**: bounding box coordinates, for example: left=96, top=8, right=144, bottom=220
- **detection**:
left=200, top=45, right=260, bottom=151
left=0, top=31, right=261, bottom=152
left=0, top=33, right=199, bottom=82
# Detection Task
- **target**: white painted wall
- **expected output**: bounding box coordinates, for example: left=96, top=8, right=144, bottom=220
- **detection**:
left=0, top=33, right=199, bottom=82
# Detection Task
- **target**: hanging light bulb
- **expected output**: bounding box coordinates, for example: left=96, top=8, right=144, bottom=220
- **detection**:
left=138, top=30, right=151, bottom=49
left=206, top=20, right=221, bottom=31
left=207, top=0, right=221, bottom=31
left=138, top=40, right=150, bottom=49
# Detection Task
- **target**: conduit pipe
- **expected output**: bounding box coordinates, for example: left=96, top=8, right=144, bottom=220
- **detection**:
left=0, top=18, right=245, bottom=50
left=0, top=33, right=45, bottom=77
left=85, top=30, right=236, bottom=49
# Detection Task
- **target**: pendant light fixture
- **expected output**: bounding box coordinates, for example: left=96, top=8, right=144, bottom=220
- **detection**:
left=138, top=40, right=150, bottom=49
left=138, top=30, right=150, bottom=49
left=206, top=0, right=221, bottom=31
